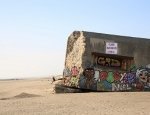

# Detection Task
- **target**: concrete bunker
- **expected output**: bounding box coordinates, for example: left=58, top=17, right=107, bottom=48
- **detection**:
left=63, top=31, right=150, bottom=91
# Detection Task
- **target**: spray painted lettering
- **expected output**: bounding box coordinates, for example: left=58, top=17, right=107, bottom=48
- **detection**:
left=78, top=65, right=150, bottom=91
left=64, top=64, right=150, bottom=91
left=97, top=57, right=121, bottom=67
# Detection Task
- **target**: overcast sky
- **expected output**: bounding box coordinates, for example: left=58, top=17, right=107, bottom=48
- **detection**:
left=0, top=0, right=150, bottom=79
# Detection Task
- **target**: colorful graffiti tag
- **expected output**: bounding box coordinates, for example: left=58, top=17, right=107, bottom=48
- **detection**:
left=63, top=66, right=79, bottom=87
left=79, top=68, right=97, bottom=90
left=63, top=65, right=150, bottom=91
left=96, top=56, right=134, bottom=71
left=97, top=56, right=121, bottom=67
left=79, top=66, right=150, bottom=91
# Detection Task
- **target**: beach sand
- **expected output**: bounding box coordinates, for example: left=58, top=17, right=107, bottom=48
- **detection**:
left=0, top=78, right=149, bottom=115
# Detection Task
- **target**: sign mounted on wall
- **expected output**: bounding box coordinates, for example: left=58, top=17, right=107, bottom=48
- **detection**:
left=106, top=42, right=118, bottom=54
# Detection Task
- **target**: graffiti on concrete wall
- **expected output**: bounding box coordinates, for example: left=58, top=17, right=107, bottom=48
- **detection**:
left=95, top=56, right=134, bottom=71
left=81, top=68, right=97, bottom=90
left=71, top=66, right=79, bottom=76
left=97, top=56, right=121, bottom=67
left=63, top=66, right=79, bottom=87
left=63, top=64, right=150, bottom=91
left=78, top=65, right=150, bottom=91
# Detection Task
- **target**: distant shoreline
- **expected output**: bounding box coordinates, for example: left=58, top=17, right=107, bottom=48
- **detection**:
left=0, top=75, right=63, bottom=81
left=0, top=78, right=24, bottom=81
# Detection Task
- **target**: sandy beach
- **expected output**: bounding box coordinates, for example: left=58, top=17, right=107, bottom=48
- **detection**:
left=0, top=78, right=149, bottom=115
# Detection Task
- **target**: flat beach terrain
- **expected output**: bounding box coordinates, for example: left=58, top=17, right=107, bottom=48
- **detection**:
left=0, top=78, right=149, bottom=115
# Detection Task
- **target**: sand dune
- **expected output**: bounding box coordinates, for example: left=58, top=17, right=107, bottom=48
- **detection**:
left=0, top=78, right=150, bottom=115
left=0, top=92, right=41, bottom=100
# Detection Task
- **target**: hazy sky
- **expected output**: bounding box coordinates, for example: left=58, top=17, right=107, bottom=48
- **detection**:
left=0, top=0, right=150, bottom=79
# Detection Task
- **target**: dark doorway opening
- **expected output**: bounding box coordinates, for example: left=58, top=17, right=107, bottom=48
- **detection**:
left=92, top=52, right=134, bottom=71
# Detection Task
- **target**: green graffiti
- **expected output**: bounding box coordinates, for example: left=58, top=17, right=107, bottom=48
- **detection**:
left=70, top=77, right=79, bottom=87
left=129, top=64, right=137, bottom=72
left=106, top=72, right=114, bottom=83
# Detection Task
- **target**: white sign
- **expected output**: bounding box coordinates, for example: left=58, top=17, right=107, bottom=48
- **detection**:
left=106, top=42, right=118, bottom=54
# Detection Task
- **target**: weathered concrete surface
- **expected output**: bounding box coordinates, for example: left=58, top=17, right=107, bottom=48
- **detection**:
left=65, top=31, right=86, bottom=72
left=83, top=31, right=150, bottom=68
left=65, top=31, right=150, bottom=71
left=63, top=31, right=150, bottom=92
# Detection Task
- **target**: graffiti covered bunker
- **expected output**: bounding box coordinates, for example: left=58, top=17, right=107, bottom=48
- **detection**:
left=63, top=31, right=150, bottom=91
